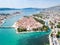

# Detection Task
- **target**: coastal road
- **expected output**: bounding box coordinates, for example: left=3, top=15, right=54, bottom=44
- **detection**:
left=52, top=35, right=59, bottom=45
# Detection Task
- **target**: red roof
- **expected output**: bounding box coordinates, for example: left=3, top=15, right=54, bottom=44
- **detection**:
left=16, top=17, right=43, bottom=29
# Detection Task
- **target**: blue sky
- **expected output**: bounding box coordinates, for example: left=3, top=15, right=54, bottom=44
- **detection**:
left=0, top=0, right=60, bottom=8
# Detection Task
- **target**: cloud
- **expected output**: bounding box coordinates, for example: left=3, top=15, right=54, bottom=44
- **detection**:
left=0, top=0, right=60, bottom=8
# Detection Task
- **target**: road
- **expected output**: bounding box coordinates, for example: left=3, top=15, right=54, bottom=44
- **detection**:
left=52, top=34, right=59, bottom=45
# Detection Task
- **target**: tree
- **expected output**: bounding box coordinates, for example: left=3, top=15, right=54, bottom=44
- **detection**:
left=17, top=28, right=27, bottom=32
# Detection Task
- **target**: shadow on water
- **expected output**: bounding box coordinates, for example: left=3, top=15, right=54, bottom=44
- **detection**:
left=17, top=34, right=49, bottom=45
left=16, top=29, right=51, bottom=45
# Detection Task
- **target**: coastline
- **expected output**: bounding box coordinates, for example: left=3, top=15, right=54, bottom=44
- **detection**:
left=0, top=19, right=6, bottom=27
left=12, top=22, right=19, bottom=33
left=12, top=22, right=49, bottom=34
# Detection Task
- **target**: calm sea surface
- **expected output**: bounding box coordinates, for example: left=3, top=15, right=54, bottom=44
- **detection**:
left=0, top=10, right=50, bottom=45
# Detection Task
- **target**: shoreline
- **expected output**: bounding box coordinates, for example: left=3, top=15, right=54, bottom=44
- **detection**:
left=12, top=22, right=19, bottom=33
left=12, top=22, right=50, bottom=34
left=0, top=13, right=21, bottom=27
left=0, top=19, right=6, bottom=27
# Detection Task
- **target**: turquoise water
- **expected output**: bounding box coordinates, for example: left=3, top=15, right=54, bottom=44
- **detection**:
left=0, top=10, right=50, bottom=45
left=2, top=10, right=39, bottom=27
left=0, top=28, right=50, bottom=45
left=2, top=14, right=22, bottom=27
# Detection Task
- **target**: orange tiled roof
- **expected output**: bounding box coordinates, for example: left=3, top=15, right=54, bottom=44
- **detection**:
left=16, top=17, right=43, bottom=29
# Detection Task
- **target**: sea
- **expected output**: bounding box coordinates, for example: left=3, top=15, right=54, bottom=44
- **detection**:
left=0, top=8, right=50, bottom=45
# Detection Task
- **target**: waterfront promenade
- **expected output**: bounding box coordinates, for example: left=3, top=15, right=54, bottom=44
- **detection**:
left=42, top=18, right=59, bottom=45
left=49, top=26, right=59, bottom=45
left=49, top=30, right=59, bottom=45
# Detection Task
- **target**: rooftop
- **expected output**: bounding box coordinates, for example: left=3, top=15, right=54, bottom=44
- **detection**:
left=16, top=17, right=43, bottom=30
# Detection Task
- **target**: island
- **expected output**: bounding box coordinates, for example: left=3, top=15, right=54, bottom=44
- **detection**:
left=13, top=15, right=49, bottom=33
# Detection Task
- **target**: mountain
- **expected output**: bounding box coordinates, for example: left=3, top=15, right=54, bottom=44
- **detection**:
left=22, top=8, right=41, bottom=10
left=21, top=8, right=43, bottom=11
left=40, top=5, right=60, bottom=16
left=21, top=5, right=60, bottom=12
left=21, top=8, right=45, bottom=13
left=43, top=5, right=60, bottom=11
left=0, top=5, right=60, bottom=13
left=0, top=8, right=20, bottom=10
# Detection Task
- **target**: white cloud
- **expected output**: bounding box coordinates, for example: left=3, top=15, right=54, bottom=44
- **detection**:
left=0, top=0, right=60, bottom=8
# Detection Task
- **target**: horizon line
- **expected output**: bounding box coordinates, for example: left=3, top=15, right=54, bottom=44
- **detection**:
left=0, top=4, right=59, bottom=9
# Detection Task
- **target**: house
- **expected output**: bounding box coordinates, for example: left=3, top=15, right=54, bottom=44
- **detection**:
left=16, top=17, right=43, bottom=30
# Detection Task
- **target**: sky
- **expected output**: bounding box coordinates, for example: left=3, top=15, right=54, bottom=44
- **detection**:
left=0, top=0, right=60, bottom=8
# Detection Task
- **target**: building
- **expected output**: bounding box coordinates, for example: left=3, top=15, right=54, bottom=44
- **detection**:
left=16, top=17, right=43, bottom=30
